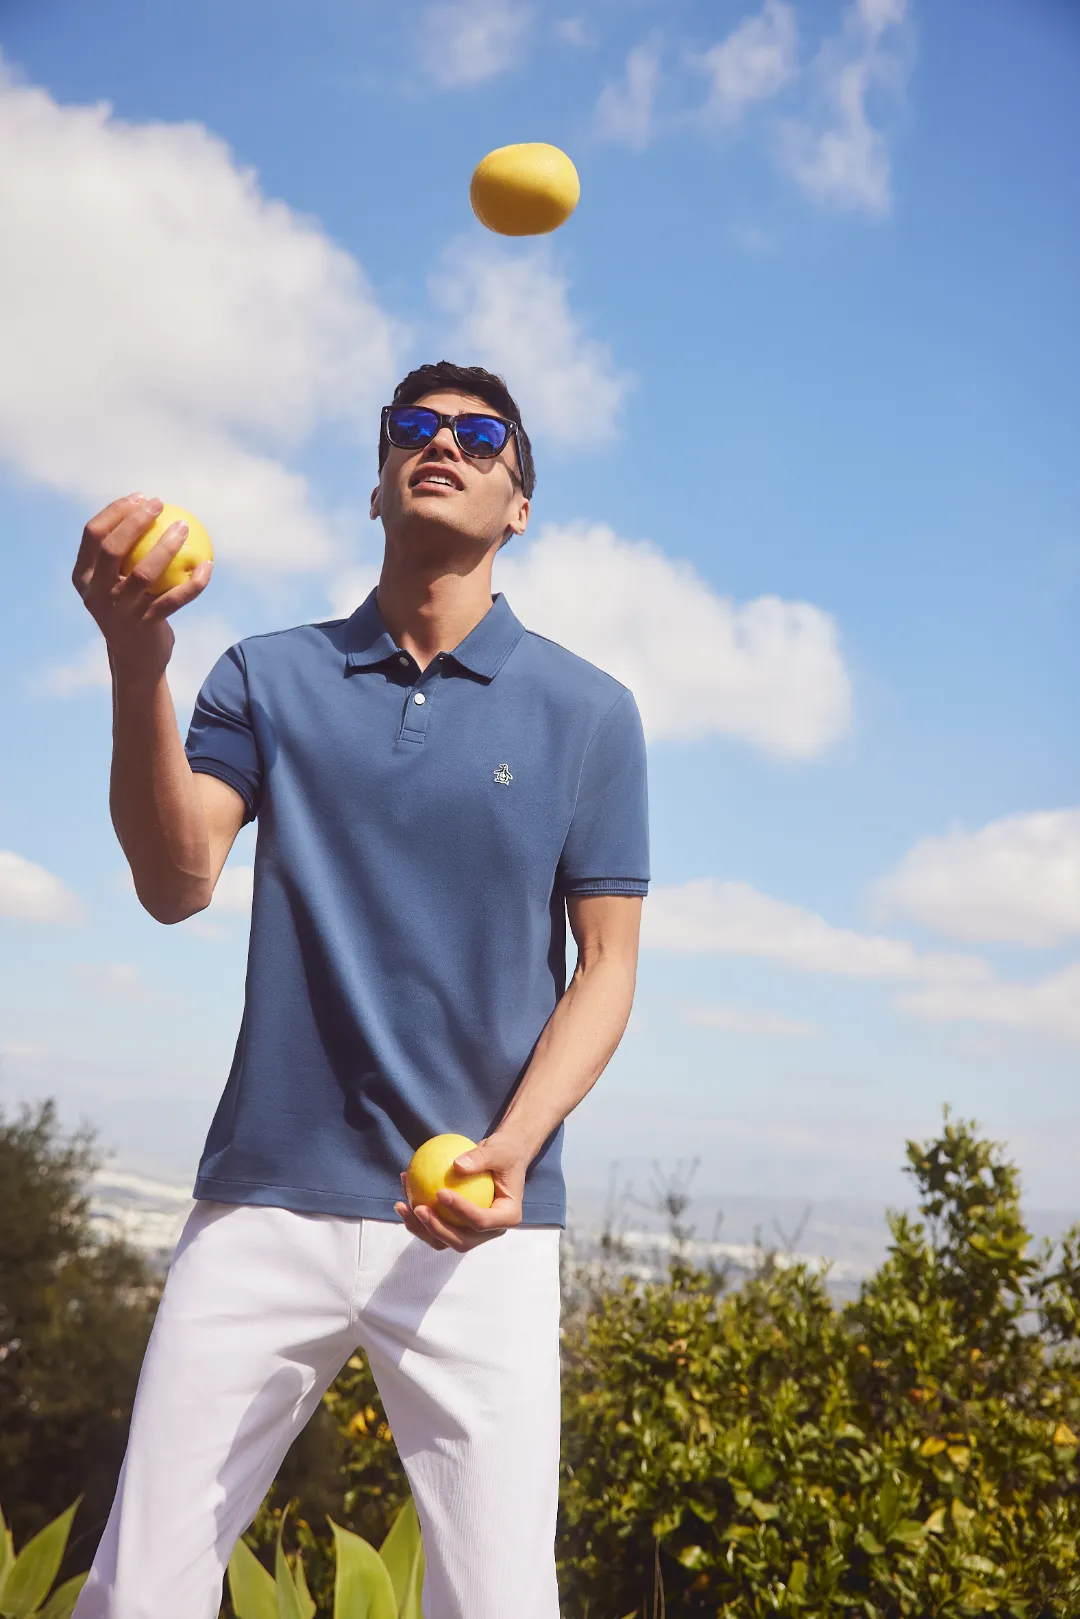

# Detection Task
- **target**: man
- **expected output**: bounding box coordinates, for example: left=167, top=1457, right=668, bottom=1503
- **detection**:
left=71, top=361, right=649, bottom=1619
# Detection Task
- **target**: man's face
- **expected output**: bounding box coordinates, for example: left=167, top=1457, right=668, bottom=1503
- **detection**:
left=371, top=390, right=530, bottom=556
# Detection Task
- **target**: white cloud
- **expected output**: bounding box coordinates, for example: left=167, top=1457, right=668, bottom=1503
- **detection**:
left=776, top=0, right=907, bottom=216
left=0, top=851, right=83, bottom=924
left=900, top=963, right=1080, bottom=1047
left=40, top=640, right=109, bottom=699
left=72, top=962, right=171, bottom=1005
left=874, top=808, right=1080, bottom=948
left=729, top=221, right=778, bottom=256
left=41, top=612, right=242, bottom=711
left=419, top=0, right=530, bottom=89
left=697, top=0, right=799, bottom=124
left=681, top=1001, right=817, bottom=1038
left=432, top=240, right=631, bottom=447
left=0, top=58, right=402, bottom=573
left=209, top=865, right=254, bottom=916
left=643, top=878, right=985, bottom=983
left=496, top=522, right=851, bottom=757
left=596, top=41, right=663, bottom=150
left=647, top=876, right=1080, bottom=1048
left=329, top=565, right=382, bottom=624
left=555, top=17, right=590, bottom=48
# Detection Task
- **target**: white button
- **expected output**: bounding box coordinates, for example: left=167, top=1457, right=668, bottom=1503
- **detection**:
left=413, top=692, right=426, bottom=705
left=398, top=655, right=409, bottom=666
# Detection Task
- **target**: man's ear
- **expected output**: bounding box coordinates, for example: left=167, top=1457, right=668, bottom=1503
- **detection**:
left=369, top=484, right=381, bottom=519
left=507, top=496, right=529, bottom=540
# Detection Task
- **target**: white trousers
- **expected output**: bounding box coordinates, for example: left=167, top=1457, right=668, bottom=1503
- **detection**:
left=74, top=1201, right=563, bottom=1619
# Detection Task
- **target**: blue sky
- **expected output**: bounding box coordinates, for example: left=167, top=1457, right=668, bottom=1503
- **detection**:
left=0, top=0, right=1077, bottom=1210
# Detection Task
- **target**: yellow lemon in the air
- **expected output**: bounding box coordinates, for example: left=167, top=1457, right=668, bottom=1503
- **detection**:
left=470, top=143, right=580, bottom=236
left=121, top=504, right=213, bottom=596
left=405, top=1134, right=495, bottom=1227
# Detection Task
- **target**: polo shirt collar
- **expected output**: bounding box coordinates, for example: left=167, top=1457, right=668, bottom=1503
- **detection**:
left=343, top=589, right=525, bottom=681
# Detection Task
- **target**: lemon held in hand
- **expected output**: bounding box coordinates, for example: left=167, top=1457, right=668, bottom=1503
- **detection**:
left=120, top=503, right=213, bottom=596
left=405, top=1134, right=495, bottom=1228
left=470, top=143, right=580, bottom=237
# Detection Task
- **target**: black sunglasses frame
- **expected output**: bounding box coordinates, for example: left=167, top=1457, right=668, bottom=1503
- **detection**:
left=381, top=405, right=523, bottom=483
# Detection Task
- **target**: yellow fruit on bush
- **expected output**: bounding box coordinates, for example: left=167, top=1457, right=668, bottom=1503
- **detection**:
left=405, top=1134, right=495, bottom=1226
left=121, top=503, right=213, bottom=596
left=470, top=143, right=580, bottom=236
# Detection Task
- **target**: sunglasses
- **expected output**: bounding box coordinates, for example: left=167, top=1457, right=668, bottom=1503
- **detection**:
left=382, top=404, right=522, bottom=472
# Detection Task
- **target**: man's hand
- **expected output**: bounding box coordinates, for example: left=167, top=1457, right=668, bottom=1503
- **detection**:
left=394, top=1133, right=528, bottom=1253
left=73, top=493, right=213, bottom=682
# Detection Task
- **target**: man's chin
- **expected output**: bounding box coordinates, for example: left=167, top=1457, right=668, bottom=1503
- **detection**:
left=396, top=507, right=495, bottom=553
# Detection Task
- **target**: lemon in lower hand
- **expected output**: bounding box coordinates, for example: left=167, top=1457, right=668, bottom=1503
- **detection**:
left=405, top=1134, right=495, bottom=1227
left=121, top=503, right=213, bottom=596
left=470, top=143, right=580, bottom=236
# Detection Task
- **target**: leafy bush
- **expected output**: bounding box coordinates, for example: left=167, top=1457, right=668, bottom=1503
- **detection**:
left=557, top=1114, right=1080, bottom=1617
left=0, top=1102, right=157, bottom=1564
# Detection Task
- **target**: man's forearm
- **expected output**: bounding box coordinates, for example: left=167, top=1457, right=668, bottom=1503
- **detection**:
left=110, top=664, right=212, bottom=923
left=496, top=952, right=637, bottom=1160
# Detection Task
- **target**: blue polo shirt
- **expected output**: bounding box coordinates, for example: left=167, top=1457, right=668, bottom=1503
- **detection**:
left=184, top=590, right=649, bottom=1227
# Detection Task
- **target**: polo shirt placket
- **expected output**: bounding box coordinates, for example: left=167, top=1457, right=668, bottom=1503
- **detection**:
left=184, top=590, right=649, bottom=1227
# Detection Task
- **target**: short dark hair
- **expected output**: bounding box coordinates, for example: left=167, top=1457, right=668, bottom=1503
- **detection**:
left=378, top=360, right=535, bottom=500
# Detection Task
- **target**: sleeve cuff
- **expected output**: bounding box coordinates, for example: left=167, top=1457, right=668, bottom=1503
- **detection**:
left=560, top=877, right=650, bottom=897
left=187, top=758, right=259, bottom=823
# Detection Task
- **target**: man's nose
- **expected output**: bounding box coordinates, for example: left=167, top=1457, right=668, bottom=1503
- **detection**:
left=428, top=425, right=461, bottom=458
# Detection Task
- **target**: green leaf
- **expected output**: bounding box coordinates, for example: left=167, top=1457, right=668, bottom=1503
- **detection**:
left=292, top=1553, right=317, bottom=1619
left=749, top=1499, right=780, bottom=1522
left=329, top=1518, right=398, bottom=1619
left=889, top=1519, right=927, bottom=1548
left=378, top=1498, right=424, bottom=1619
left=274, top=1532, right=309, bottom=1619
left=0, top=1502, right=13, bottom=1599
left=227, top=1537, right=278, bottom=1619
left=856, top=1529, right=885, bottom=1557
left=1, top=1500, right=78, bottom=1619
left=789, top=1560, right=809, bottom=1596
left=37, top=1575, right=88, bottom=1619
left=959, top=1554, right=1000, bottom=1577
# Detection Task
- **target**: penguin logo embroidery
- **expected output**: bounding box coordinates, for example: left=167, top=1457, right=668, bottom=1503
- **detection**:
left=492, top=762, right=513, bottom=786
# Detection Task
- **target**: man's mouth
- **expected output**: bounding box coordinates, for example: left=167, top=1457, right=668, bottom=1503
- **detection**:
left=410, top=466, right=463, bottom=491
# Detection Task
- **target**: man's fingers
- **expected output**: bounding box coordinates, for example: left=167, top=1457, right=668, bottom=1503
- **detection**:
left=397, top=1194, right=503, bottom=1252
left=145, top=559, right=213, bottom=621
left=74, top=494, right=152, bottom=591
left=72, top=492, right=145, bottom=584
left=438, top=1187, right=521, bottom=1227
left=113, top=520, right=190, bottom=603
left=82, top=498, right=164, bottom=600
left=394, top=1199, right=449, bottom=1251
left=428, top=1195, right=507, bottom=1246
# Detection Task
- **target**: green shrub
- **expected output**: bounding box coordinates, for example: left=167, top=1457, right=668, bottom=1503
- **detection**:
left=225, top=1112, right=1080, bottom=1616
left=0, top=1101, right=157, bottom=1561
left=557, top=1114, right=1080, bottom=1617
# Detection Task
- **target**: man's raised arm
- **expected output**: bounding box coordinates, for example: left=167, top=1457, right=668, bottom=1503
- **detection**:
left=73, top=493, right=245, bottom=923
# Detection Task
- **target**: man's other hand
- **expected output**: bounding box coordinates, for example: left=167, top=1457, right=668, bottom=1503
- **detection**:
left=394, top=1133, right=528, bottom=1253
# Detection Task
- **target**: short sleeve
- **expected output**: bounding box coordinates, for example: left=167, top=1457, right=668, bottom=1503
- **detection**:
left=184, top=644, right=262, bottom=822
left=558, top=689, right=650, bottom=897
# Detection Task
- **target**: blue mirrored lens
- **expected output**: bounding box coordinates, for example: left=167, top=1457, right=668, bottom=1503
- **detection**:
left=388, top=406, right=439, bottom=447
left=455, top=415, right=508, bottom=457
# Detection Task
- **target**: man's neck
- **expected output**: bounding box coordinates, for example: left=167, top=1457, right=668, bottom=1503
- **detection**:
left=375, top=555, right=497, bottom=673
